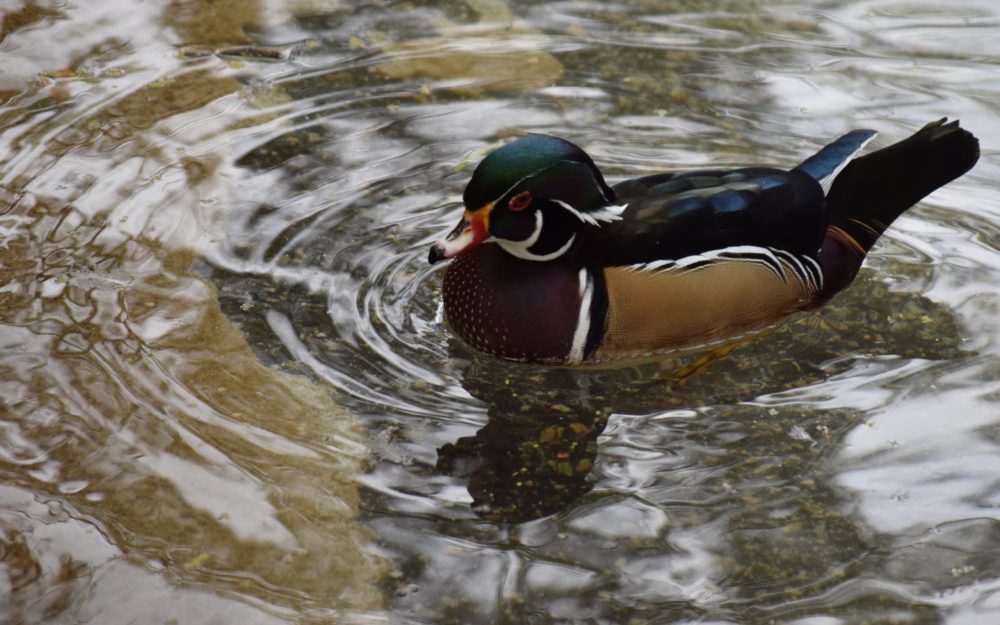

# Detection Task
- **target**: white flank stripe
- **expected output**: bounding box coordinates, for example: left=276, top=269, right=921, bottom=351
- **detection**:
left=802, top=255, right=823, bottom=290
left=629, top=245, right=784, bottom=274
left=629, top=258, right=675, bottom=272
left=675, top=255, right=714, bottom=270
left=720, top=255, right=786, bottom=283
left=771, top=249, right=808, bottom=287
left=623, top=244, right=825, bottom=292
left=770, top=248, right=823, bottom=291
left=567, top=268, right=593, bottom=364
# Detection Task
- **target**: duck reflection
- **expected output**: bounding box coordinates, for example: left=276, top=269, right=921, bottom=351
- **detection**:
left=436, top=360, right=609, bottom=523
left=437, top=406, right=605, bottom=523
left=435, top=275, right=968, bottom=524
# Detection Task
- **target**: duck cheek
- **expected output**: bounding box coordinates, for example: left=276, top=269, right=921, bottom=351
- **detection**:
left=490, top=210, right=542, bottom=245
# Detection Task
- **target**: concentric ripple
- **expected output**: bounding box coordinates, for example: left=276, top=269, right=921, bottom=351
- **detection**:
left=198, top=3, right=1000, bottom=623
left=2, top=1, right=999, bottom=624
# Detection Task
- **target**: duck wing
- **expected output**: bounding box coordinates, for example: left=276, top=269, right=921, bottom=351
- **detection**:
left=596, top=167, right=827, bottom=266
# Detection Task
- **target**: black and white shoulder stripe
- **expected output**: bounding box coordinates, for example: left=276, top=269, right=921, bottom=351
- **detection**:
left=623, top=245, right=823, bottom=292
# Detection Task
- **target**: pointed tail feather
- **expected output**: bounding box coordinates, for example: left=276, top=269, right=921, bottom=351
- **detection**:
left=825, top=118, right=980, bottom=253
left=795, top=128, right=878, bottom=194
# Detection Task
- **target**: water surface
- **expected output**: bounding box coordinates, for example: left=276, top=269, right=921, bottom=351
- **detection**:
left=1, top=0, right=998, bottom=623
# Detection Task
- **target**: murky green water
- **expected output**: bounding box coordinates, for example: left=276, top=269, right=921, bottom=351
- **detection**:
left=1, top=1, right=998, bottom=623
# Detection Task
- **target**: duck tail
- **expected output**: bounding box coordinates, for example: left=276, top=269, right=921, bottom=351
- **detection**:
left=795, top=128, right=878, bottom=194
left=807, top=119, right=979, bottom=304
left=825, top=118, right=980, bottom=253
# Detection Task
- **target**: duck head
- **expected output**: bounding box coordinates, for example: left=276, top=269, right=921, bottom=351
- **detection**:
left=429, top=134, right=625, bottom=264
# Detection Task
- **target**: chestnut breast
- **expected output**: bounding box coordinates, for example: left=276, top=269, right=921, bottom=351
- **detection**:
left=441, top=245, right=583, bottom=363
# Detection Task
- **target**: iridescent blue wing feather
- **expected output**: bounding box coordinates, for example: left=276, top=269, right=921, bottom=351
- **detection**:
left=598, top=167, right=826, bottom=266
left=794, top=129, right=878, bottom=194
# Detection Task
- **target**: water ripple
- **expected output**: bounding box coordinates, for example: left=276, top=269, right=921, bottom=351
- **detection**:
left=2, top=0, right=999, bottom=624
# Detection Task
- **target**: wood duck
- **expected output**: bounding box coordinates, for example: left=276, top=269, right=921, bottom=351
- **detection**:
left=429, top=119, right=979, bottom=365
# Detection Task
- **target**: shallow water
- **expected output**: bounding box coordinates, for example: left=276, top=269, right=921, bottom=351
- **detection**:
left=1, top=0, right=998, bottom=623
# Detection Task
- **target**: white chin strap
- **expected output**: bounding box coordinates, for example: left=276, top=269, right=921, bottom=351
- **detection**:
left=496, top=211, right=576, bottom=261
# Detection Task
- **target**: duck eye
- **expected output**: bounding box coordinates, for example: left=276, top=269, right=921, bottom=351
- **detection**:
left=508, top=191, right=532, bottom=212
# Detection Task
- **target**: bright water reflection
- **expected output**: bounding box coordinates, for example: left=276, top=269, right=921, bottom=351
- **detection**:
left=1, top=0, right=998, bottom=623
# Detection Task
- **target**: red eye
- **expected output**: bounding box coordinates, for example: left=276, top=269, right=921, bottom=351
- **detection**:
left=508, top=191, right=532, bottom=212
